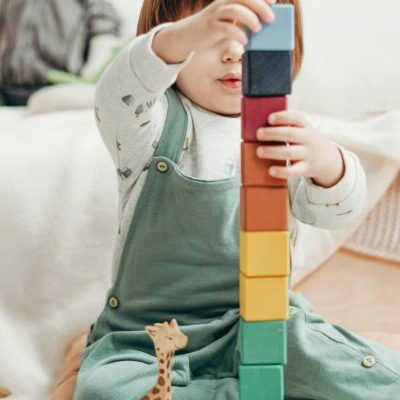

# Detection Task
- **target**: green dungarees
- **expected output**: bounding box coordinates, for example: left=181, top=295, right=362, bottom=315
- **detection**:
left=73, top=87, right=400, bottom=400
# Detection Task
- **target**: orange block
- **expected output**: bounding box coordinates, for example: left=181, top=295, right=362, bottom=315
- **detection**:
left=241, top=186, right=288, bottom=231
left=241, top=142, right=287, bottom=187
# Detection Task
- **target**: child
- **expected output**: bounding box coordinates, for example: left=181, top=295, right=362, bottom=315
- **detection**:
left=71, top=0, right=400, bottom=399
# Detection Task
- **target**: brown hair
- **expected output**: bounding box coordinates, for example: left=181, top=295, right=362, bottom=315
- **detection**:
left=137, top=0, right=304, bottom=79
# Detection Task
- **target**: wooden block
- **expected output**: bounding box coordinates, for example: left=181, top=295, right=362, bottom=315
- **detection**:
left=240, top=319, right=287, bottom=365
left=241, top=142, right=287, bottom=187
left=240, top=273, right=289, bottom=321
left=245, top=4, right=295, bottom=51
left=240, top=230, right=289, bottom=277
left=243, top=51, right=292, bottom=97
left=241, top=186, right=288, bottom=231
left=239, top=365, right=284, bottom=400
left=242, top=96, right=287, bottom=142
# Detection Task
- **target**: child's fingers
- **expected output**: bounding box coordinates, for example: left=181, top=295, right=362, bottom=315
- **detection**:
left=256, top=144, right=309, bottom=161
left=219, top=4, right=263, bottom=32
left=269, top=161, right=310, bottom=179
left=268, top=110, right=310, bottom=127
left=226, top=0, right=275, bottom=23
left=256, top=126, right=306, bottom=144
left=216, top=22, right=249, bottom=45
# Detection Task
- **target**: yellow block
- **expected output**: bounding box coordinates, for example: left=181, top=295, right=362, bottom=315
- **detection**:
left=240, top=273, right=289, bottom=321
left=240, top=230, right=290, bottom=277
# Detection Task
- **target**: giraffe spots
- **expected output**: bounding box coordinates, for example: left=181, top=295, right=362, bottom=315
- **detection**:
left=167, top=372, right=170, bottom=379
left=160, top=359, right=164, bottom=364
left=157, top=376, right=165, bottom=386
left=167, top=386, right=171, bottom=392
left=154, top=398, right=161, bottom=400
left=156, top=347, right=160, bottom=351
left=166, top=359, right=170, bottom=369
left=152, top=386, right=160, bottom=394
left=142, top=396, right=150, bottom=400
left=159, top=368, right=165, bottom=374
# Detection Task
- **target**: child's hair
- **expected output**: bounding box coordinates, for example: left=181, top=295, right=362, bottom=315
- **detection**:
left=137, top=0, right=304, bottom=79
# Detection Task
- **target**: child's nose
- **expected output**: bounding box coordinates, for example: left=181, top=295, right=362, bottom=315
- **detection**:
left=221, top=41, right=244, bottom=63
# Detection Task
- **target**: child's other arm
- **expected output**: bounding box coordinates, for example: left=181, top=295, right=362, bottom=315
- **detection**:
left=94, top=23, right=193, bottom=179
left=255, top=111, right=367, bottom=229
left=288, top=145, right=367, bottom=229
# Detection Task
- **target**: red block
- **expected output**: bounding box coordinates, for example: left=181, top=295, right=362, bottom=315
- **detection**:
left=241, top=142, right=287, bottom=187
left=241, top=186, right=289, bottom=231
left=242, top=96, right=287, bottom=142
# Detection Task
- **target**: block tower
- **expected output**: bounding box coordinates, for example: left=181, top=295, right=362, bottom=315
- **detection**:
left=239, top=4, right=295, bottom=400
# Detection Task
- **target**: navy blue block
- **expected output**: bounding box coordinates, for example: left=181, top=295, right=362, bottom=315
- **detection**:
left=243, top=51, right=292, bottom=97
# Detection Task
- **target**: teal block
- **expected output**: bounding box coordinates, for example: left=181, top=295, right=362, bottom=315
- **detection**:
left=239, top=365, right=283, bottom=400
left=245, top=4, right=295, bottom=51
left=240, top=319, right=287, bottom=365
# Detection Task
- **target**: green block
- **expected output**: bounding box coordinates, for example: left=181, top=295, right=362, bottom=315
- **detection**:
left=240, top=319, right=287, bottom=365
left=239, top=365, right=283, bottom=400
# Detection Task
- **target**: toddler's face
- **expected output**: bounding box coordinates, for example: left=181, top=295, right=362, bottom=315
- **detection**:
left=176, top=38, right=244, bottom=117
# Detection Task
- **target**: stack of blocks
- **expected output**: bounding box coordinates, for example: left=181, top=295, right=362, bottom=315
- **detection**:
left=239, top=4, right=295, bottom=400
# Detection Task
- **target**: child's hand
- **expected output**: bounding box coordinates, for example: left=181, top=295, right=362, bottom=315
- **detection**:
left=256, top=111, right=346, bottom=188
left=152, top=0, right=276, bottom=64
left=179, top=0, right=277, bottom=50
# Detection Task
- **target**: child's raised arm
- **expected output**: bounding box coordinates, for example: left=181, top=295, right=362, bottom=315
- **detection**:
left=94, top=0, right=276, bottom=191
left=94, top=23, right=194, bottom=188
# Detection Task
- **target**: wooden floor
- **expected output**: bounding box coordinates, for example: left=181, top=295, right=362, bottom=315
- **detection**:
left=293, top=248, right=400, bottom=334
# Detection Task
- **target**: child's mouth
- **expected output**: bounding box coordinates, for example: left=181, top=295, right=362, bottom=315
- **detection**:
left=218, top=79, right=242, bottom=89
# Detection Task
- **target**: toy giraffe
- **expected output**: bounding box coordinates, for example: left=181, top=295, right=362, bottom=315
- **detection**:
left=0, top=387, right=11, bottom=398
left=141, top=319, right=188, bottom=400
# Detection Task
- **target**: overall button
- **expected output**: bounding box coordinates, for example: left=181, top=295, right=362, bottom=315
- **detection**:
left=361, top=355, right=376, bottom=368
left=108, top=296, right=119, bottom=308
left=156, top=161, right=169, bottom=173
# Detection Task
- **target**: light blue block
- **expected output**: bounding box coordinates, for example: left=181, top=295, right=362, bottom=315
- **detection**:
left=245, top=4, right=295, bottom=51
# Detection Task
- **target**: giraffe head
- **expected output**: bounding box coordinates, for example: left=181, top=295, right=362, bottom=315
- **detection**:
left=145, top=319, right=188, bottom=353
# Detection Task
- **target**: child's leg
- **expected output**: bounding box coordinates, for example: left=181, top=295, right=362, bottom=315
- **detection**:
left=72, top=351, right=237, bottom=400
left=285, top=290, right=400, bottom=400
left=51, top=332, right=88, bottom=400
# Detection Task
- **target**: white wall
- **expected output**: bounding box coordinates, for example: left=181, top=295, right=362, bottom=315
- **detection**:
left=111, top=0, right=400, bottom=120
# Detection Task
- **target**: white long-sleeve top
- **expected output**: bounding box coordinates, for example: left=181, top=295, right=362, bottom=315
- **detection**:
left=94, top=23, right=367, bottom=285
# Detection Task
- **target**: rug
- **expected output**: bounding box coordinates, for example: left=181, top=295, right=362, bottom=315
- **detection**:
left=344, top=173, right=400, bottom=263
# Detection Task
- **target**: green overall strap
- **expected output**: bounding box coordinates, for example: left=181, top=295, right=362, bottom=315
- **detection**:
left=153, top=87, right=188, bottom=163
